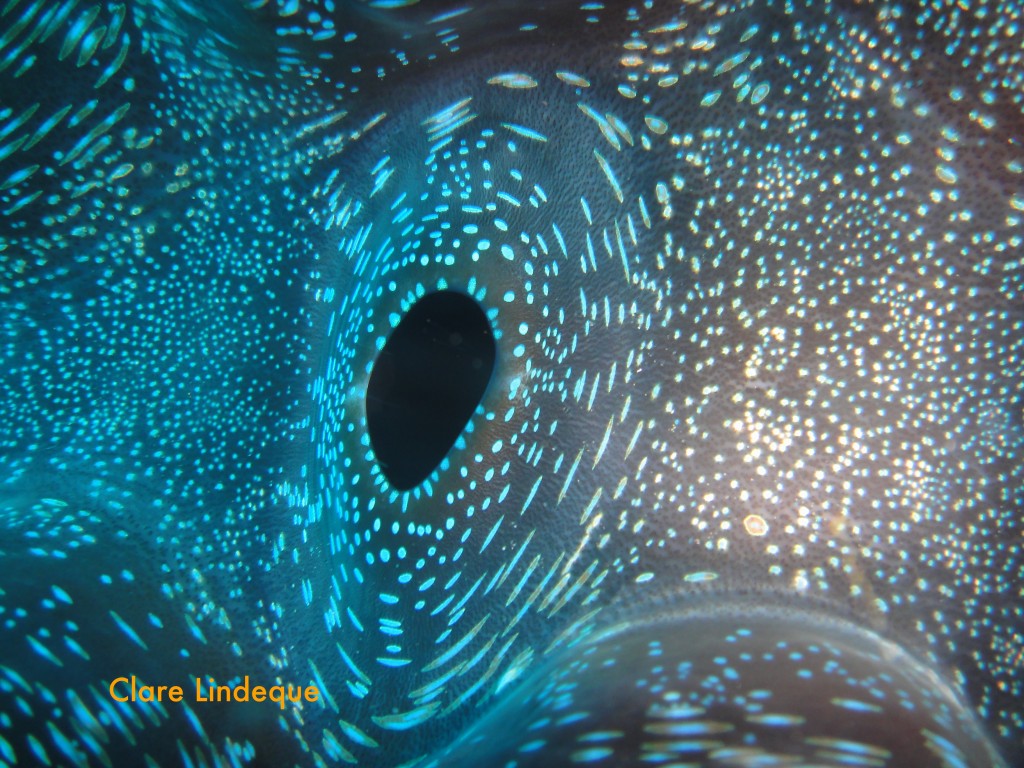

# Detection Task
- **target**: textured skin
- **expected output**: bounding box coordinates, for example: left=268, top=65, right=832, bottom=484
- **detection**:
left=0, top=0, right=1021, bottom=766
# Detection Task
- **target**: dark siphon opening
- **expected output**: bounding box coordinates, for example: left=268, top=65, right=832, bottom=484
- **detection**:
left=366, top=290, right=496, bottom=490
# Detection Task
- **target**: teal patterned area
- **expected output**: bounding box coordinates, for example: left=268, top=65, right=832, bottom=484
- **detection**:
left=0, top=1, right=1021, bottom=766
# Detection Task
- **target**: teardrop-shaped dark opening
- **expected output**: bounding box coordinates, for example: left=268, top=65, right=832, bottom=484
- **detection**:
left=367, top=290, right=496, bottom=490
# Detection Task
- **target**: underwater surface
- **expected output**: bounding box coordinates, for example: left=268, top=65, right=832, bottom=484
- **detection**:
left=0, top=0, right=1022, bottom=766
